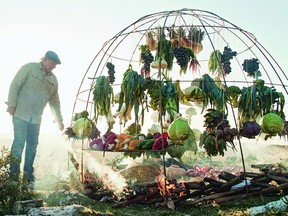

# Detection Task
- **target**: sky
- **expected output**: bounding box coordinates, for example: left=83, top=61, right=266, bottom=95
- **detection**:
left=1, top=0, right=288, bottom=137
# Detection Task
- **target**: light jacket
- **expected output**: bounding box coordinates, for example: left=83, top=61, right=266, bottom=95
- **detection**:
left=7, top=62, right=63, bottom=124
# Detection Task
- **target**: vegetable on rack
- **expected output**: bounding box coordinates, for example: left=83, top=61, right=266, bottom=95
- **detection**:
left=152, top=133, right=169, bottom=150
left=188, top=25, right=205, bottom=54
left=260, top=113, right=284, bottom=139
left=72, top=117, right=93, bottom=139
left=116, top=65, right=147, bottom=126
left=178, top=26, right=190, bottom=48
left=146, top=31, right=157, bottom=51
left=242, top=58, right=261, bottom=79
left=208, top=50, right=222, bottom=76
left=199, top=74, right=227, bottom=112
left=167, top=118, right=191, bottom=144
left=151, top=53, right=168, bottom=70
left=139, top=45, right=154, bottom=78
left=166, top=129, right=197, bottom=159
left=226, top=85, right=242, bottom=108
left=162, top=79, right=180, bottom=122
left=239, top=121, right=261, bottom=138
left=92, top=76, right=115, bottom=128
left=175, top=80, right=192, bottom=106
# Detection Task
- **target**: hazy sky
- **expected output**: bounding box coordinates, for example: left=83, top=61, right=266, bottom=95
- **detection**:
left=1, top=0, right=288, bottom=136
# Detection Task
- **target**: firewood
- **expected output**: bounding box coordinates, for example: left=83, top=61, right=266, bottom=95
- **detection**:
left=241, top=171, right=266, bottom=178
left=203, top=177, right=225, bottom=187
left=268, top=175, right=288, bottom=184
left=218, top=171, right=236, bottom=181
left=215, top=174, right=244, bottom=193
left=214, top=189, right=259, bottom=204
left=182, top=187, right=246, bottom=207
left=183, top=181, right=206, bottom=190
left=173, top=189, right=204, bottom=205
left=215, top=183, right=288, bottom=204
left=251, top=175, right=270, bottom=183
left=113, top=189, right=159, bottom=208
left=250, top=180, right=273, bottom=188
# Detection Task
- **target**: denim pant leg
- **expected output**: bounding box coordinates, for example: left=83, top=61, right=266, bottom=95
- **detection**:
left=24, top=123, right=40, bottom=182
left=10, top=117, right=28, bottom=177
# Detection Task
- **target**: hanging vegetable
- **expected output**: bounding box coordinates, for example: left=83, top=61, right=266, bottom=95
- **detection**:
left=92, top=76, right=115, bottom=128
left=226, top=85, right=242, bottom=108
left=116, top=65, right=147, bottom=125
left=166, top=128, right=197, bottom=159
left=188, top=25, right=205, bottom=54
left=242, top=58, right=262, bottom=79
left=260, top=112, right=284, bottom=139
left=139, top=45, right=154, bottom=78
left=162, top=79, right=180, bottom=122
left=146, top=78, right=163, bottom=111
left=239, top=121, right=261, bottom=138
left=72, top=117, right=93, bottom=140
left=146, top=31, right=158, bottom=51
left=151, top=53, right=168, bottom=70
left=167, top=118, right=191, bottom=143
left=106, top=62, right=116, bottom=84
left=173, top=46, right=190, bottom=75
left=152, top=27, right=173, bottom=75
left=221, top=46, right=237, bottom=76
left=188, top=48, right=200, bottom=73
left=175, top=80, right=192, bottom=106
left=200, top=110, right=237, bottom=157
left=167, top=25, right=179, bottom=46
left=178, top=26, right=190, bottom=48
left=200, top=74, right=227, bottom=112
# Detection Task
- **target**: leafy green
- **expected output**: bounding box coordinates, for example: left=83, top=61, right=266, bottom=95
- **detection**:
left=167, top=118, right=191, bottom=143
left=92, top=76, right=114, bottom=123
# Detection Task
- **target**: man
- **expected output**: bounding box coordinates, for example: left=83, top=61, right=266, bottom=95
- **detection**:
left=5, top=50, right=64, bottom=187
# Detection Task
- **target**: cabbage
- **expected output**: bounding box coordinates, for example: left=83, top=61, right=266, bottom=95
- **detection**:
left=167, top=118, right=191, bottom=143
left=260, top=113, right=284, bottom=135
left=167, top=130, right=197, bottom=158
left=72, top=117, right=93, bottom=139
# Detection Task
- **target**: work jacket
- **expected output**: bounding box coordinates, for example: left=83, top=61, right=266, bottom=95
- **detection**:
left=7, top=62, right=63, bottom=124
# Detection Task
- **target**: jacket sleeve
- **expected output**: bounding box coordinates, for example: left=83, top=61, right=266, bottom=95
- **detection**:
left=7, top=64, right=30, bottom=107
left=48, top=81, right=63, bottom=123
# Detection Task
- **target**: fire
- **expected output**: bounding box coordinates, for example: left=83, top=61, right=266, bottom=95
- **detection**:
left=157, top=175, right=176, bottom=196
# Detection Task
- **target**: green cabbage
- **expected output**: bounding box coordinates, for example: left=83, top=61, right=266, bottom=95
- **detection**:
left=72, top=118, right=93, bottom=139
left=167, top=130, right=197, bottom=159
left=167, top=118, right=191, bottom=143
left=260, top=113, right=284, bottom=135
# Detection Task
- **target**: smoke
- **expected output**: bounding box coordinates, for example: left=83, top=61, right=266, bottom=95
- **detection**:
left=84, top=156, right=128, bottom=194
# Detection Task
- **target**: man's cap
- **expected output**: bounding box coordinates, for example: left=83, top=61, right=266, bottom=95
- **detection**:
left=45, top=51, right=61, bottom=64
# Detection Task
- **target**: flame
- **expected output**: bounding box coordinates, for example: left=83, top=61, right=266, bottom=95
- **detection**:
left=157, top=175, right=175, bottom=196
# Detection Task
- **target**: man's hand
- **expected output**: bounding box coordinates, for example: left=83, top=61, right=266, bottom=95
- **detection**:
left=6, top=106, right=16, bottom=116
left=57, top=121, right=65, bottom=131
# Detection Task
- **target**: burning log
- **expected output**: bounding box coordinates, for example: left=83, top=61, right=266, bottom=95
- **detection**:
left=113, top=189, right=160, bottom=208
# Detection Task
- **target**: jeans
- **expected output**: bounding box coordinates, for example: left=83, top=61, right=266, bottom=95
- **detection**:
left=10, top=117, right=40, bottom=182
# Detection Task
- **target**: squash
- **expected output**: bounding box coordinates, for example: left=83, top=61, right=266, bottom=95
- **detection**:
left=128, top=139, right=141, bottom=150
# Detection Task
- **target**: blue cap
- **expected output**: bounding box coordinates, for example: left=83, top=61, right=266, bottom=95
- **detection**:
left=45, top=51, right=61, bottom=64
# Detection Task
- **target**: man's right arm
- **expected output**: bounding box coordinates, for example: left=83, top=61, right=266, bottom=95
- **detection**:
left=6, top=64, right=30, bottom=115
